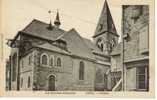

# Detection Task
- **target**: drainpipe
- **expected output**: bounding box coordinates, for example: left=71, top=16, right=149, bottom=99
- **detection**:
left=9, top=56, right=12, bottom=90
left=122, top=6, right=125, bottom=91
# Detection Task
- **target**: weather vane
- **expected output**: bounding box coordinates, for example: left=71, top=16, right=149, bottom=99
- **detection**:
left=47, top=10, right=53, bottom=30
left=48, top=10, right=52, bottom=20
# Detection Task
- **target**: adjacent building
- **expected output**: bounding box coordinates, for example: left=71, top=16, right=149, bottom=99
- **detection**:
left=111, top=5, right=149, bottom=91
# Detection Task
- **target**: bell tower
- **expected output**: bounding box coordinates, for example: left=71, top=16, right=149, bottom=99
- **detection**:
left=93, top=0, right=119, bottom=55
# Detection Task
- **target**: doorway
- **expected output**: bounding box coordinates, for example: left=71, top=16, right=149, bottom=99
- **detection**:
left=48, top=75, right=55, bottom=91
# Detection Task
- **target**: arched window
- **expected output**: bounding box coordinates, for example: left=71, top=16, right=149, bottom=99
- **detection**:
left=57, top=57, right=61, bottom=67
left=100, top=43, right=104, bottom=51
left=79, top=61, right=84, bottom=80
left=12, top=53, right=17, bottom=81
left=28, top=76, right=31, bottom=88
left=41, top=54, right=48, bottom=65
left=97, top=38, right=104, bottom=52
left=50, top=56, right=54, bottom=66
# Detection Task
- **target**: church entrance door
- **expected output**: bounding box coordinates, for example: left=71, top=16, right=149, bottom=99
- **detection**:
left=48, top=75, right=55, bottom=91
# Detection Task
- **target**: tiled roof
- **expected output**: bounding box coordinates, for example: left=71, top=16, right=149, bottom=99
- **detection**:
left=83, top=38, right=110, bottom=57
left=57, top=28, right=94, bottom=59
left=83, top=38, right=101, bottom=53
left=83, top=38, right=96, bottom=50
left=21, top=19, right=65, bottom=41
left=93, top=0, right=119, bottom=37
left=35, top=42, right=69, bottom=54
left=19, top=19, right=108, bottom=59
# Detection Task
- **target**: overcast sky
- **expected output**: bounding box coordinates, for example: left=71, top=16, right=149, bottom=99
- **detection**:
left=1, top=0, right=123, bottom=60
left=0, top=0, right=154, bottom=61
left=1, top=0, right=122, bottom=38
left=4, top=0, right=151, bottom=60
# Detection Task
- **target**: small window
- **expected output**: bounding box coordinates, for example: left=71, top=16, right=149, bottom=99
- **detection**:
left=57, top=58, right=61, bottom=67
left=136, top=67, right=147, bottom=90
left=41, top=54, right=48, bottom=65
left=28, top=56, right=31, bottom=65
left=28, top=76, right=31, bottom=88
left=97, top=38, right=104, bottom=52
left=50, top=57, right=54, bottom=66
left=100, top=43, right=103, bottom=51
left=79, top=61, right=85, bottom=80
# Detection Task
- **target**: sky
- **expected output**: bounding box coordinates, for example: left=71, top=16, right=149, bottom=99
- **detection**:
left=0, top=0, right=154, bottom=61
left=1, top=0, right=122, bottom=38
left=1, top=0, right=123, bottom=60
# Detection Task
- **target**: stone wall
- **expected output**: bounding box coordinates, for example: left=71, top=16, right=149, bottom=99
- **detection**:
left=72, top=58, right=95, bottom=91
left=20, top=51, right=34, bottom=90
left=95, top=64, right=109, bottom=91
left=33, top=48, right=97, bottom=91
left=111, top=55, right=122, bottom=71
left=10, top=48, right=19, bottom=90
left=9, top=31, right=111, bottom=91
left=123, top=5, right=149, bottom=60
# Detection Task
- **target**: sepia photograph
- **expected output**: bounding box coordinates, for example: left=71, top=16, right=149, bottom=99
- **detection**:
left=0, top=0, right=155, bottom=98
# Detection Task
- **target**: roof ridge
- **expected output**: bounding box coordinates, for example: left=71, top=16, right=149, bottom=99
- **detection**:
left=21, top=19, right=48, bottom=32
left=58, top=28, right=77, bottom=39
left=32, top=19, right=49, bottom=24
left=55, top=28, right=75, bottom=40
left=22, top=19, right=66, bottom=32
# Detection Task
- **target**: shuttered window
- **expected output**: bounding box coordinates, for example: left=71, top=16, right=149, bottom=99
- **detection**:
left=136, top=67, right=147, bottom=90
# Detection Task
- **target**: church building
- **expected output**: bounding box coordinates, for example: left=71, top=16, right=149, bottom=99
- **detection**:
left=6, top=1, right=149, bottom=92
left=6, top=0, right=119, bottom=91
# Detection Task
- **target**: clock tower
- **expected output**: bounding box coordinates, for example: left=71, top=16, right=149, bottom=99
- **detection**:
left=93, top=0, right=119, bottom=55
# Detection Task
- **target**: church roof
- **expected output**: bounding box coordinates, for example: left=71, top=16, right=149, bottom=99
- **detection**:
left=18, top=19, right=108, bottom=59
left=21, top=19, right=65, bottom=41
left=12, top=18, right=106, bottom=59
left=56, top=28, right=95, bottom=59
left=83, top=38, right=107, bottom=56
left=93, top=0, right=119, bottom=38
left=35, top=42, right=69, bottom=54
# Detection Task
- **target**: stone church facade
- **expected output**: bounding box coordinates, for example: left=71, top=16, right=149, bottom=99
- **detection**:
left=7, top=0, right=117, bottom=91
left=6, top=1, right=149, bottom=91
